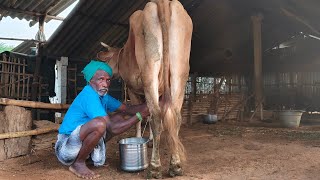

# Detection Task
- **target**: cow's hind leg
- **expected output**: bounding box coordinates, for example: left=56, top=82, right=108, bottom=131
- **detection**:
left=147, top=119, right=154, bottom=148
left=167, top=0, right=193, bottom=176
left=169, top=155, right=183, bottom=177
left=138, top=1, right=164, bottom=179
left=168, top=109, right=184, bottom=177
left=146, top=110, right=163, bottom=179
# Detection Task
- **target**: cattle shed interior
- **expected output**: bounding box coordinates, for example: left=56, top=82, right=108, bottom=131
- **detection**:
left=1, top=0, right=320, bottom=125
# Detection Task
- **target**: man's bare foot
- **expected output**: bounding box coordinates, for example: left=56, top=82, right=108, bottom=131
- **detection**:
left=69, top=162, right=100, bottom=179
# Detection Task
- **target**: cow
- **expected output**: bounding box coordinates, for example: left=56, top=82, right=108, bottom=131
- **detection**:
left=97, top=0, right=192, bottom=178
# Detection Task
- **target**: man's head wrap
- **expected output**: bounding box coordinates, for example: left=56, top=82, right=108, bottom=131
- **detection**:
left=81, top=60, right=113, bottom=82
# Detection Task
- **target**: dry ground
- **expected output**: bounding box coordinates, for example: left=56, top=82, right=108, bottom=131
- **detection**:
left=1, top=119, right=320, bottom=180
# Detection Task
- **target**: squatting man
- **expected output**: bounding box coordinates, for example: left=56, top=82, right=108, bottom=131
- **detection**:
left=55, top=60, right=150, bottom=179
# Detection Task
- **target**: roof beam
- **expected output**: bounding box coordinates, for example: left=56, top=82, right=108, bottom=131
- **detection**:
left=281, top=8, right=320, bottom=35
left=0, top=37, right=45, bottom=43
left=0, top=5, right=64, bottom=21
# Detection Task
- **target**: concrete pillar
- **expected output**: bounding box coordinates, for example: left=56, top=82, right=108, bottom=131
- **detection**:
left=251, top=14, right=264, bottom=120
left=55, top=57, right=68, bottom=123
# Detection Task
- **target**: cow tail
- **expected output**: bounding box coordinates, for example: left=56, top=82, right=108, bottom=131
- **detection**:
left=163, top=106, right=186, bottom=162
left=157, top=0, right=186, bottom=162
left=156, top=0, right=171, bottom=109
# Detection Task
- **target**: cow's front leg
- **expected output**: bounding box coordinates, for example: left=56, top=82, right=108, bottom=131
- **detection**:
left=147, top=111, right=163, bottom=179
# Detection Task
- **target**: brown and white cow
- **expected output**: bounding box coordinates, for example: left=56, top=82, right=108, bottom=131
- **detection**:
left=97, top=0, right=192, bottom=178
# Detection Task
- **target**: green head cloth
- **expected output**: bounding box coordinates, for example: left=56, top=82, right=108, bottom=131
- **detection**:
left=81, top=60, right=113, bottom=82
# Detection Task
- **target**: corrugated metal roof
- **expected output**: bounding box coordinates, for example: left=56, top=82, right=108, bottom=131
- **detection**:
left=13, top=40, right=36, bottom=54
left=43, top=0, right=202, bottom=59
left=0, top=0, right=76, bottom=23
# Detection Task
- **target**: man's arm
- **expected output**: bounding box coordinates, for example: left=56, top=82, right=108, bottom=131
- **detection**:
left=117, top=103, right=149, bottom=115
left=104, top=108, right=149, bottom=136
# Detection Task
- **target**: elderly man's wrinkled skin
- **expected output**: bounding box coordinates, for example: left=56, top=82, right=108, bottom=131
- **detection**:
left=89, top=70, right=111, bottom=96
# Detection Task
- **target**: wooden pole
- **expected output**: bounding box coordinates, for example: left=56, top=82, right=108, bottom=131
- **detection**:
left=31, top=15, right=45, bottom=119
left=188, top=72, right=197, bottom=125
left=0, top=98, right=70, bottom=110
left=210, top=77, right=225, bottom=114
left=17, top=58, right=21, bottom=99
left=0, top=37, right=45, bottom=43
left=22, top=59, right=26, bottom=99
left=12, top=57, right=16, bottom=97
left=281, top=8, right=320, bottom=35
left=0, top=126, right=59, bottom=140
left=222, top=93, right=255, bottom=121
left=251, top=14, right=264, bottom=121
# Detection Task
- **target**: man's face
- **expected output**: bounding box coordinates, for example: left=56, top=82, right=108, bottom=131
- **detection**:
left=89, top=70, right=111, bottom=96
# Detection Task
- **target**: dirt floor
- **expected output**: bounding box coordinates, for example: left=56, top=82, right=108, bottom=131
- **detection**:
left=1, top=118, right=320, bottom=180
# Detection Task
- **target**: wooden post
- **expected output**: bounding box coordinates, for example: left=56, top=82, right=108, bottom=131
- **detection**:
left=0, top=111, right=5, bottom=161
left=31, top=15, right=45, bottom=119
left=228, top=76, right=232, bottom=94
left=238, top=75, right=242, bottom=92
left=188, top=72, right=197, bottom=125
left=251, top=14, right=264, bottom=121
left=31, top=15, right=45, bottom=102
left=22, top=59, right=26, bottom=99
left=0, top=106, right=32, bottom=160
left=289, top=72, right=296, bottom=108
left=213, top=77, right=225, bottom=115
left=3, top=55, right=9, bottom=96
left=55, top=57, right=68, bottom=123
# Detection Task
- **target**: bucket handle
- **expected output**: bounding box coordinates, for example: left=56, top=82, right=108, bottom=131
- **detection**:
left=116, top=116, right=152, bottom=145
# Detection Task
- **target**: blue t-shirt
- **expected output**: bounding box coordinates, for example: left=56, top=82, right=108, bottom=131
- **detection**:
left=58, top=85, right=122, bottom=135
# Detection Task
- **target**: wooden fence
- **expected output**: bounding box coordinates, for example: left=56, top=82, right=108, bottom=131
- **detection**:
left=182, top=93, right=246, bottom=124
left=0, top=53, right=43, bottom=100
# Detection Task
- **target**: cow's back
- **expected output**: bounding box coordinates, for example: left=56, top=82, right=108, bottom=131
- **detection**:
left=124, top=0, right=192, bottom=97
left=121, top=4, right=164, bottom=95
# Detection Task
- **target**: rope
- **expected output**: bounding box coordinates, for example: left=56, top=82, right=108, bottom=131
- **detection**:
left=141, top=116, right=150, bottom=137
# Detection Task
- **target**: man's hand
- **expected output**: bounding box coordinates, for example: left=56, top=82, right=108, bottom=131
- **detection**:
left=140, top=104, right=150, bottom=119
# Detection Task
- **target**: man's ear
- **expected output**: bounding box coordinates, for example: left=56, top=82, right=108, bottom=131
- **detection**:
left=97, top=51, right=114, bottom=62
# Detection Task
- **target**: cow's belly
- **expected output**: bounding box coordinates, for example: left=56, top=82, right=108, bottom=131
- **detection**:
left=127, top=77, right=165, bottom=96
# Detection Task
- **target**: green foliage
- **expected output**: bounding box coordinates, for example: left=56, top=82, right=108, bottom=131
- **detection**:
left=0, top=43, right=15, bottom=53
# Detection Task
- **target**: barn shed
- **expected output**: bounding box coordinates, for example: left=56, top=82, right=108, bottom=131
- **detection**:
left=2, top=0, right=320, bottom=179
left=8, top=0, right=320, bottom=122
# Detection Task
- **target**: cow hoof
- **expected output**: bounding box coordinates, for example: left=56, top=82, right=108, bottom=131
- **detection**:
left=147, top=167, right=162, bottom=179
left=168, top=165, right=183, bottom=177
